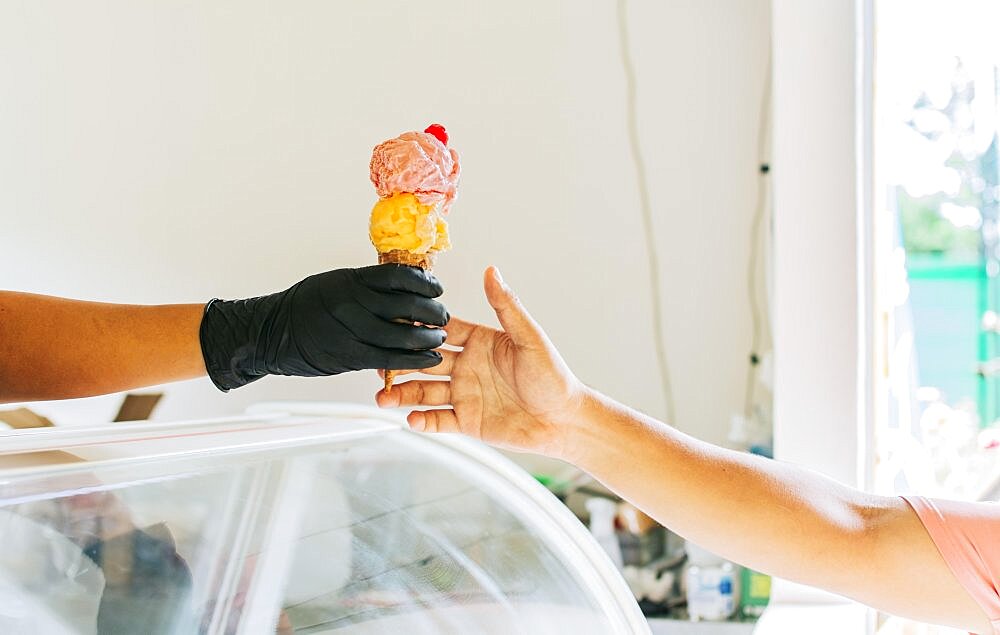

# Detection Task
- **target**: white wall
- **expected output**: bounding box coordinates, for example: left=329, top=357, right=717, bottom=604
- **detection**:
left=771, top=0, right=865, bottom=487
left=0, top=0, right=770, bottom=444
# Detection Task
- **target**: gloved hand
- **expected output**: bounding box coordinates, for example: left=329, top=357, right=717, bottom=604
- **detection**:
left=199, top=265, right=448, bottom=391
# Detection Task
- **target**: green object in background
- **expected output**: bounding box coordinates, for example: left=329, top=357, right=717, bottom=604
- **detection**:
left=533, top=474, right=553, bottom=488
left=740, top=568, right=771, bottom=618
left=905, top=253, right=993, bottom=426
left=533, top=474, right=569, bottom=492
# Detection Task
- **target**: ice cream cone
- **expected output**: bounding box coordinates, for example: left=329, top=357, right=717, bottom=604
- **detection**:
left=378, top=249, right=435, bottom=270
left=378, top=249, right=436, bottom=393
left=368, top=124, right=458, bottom=396
left=382, top=370, right=397, bottom=395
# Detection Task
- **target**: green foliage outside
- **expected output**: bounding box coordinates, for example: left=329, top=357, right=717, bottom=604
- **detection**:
left=899, top=190, right=981, bottom=259
left=896, top=60, right=1000, bottom=424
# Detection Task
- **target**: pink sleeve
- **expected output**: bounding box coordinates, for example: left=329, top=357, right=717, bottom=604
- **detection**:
left=903, top=496, right=1000, bottom=633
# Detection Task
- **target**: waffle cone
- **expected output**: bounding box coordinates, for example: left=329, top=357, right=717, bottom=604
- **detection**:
left=378, top=249, right=436, bottom=270
left=377, top=249, right=435, bottom=393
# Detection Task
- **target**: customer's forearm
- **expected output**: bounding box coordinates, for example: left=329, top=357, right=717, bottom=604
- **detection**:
left=563, top=390, right=877, bottom=585
left=561, top=389, right=988, bottom=631
left=0, top=292, right=206, bottom=402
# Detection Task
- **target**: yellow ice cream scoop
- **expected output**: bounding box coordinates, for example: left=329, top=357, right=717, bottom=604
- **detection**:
left=369, top=193, right=449, bottom=255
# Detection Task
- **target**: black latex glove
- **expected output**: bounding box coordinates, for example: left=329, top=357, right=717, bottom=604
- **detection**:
left=199, top=264, right=448, bottom=391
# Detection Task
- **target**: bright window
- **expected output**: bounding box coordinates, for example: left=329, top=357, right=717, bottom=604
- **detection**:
left=874, top=0, right=1000, bottom=501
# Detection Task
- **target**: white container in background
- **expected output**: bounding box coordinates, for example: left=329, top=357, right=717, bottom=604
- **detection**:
left=585, top=497, right=624, bottom=569
left=684, top=542, right=739, bottom=621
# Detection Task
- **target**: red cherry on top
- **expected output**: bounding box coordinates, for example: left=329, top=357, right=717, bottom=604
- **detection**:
left=424, top=124, right=449, bottom=146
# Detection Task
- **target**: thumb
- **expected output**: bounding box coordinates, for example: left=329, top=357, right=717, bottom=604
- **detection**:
left=484, top=266, right=543, bottom=347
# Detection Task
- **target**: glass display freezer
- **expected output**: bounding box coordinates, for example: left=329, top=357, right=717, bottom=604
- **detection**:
left=0, top=402, right=649, bottom=634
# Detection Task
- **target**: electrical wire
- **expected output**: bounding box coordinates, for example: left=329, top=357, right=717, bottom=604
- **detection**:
left=615, top=0, right=677, bottom=425
left=743, top=48, right=774, bottom=420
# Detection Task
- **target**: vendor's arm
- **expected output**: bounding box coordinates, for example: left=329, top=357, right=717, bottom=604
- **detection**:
left=378, top=266, right=993, bottom=634
left=1, top=264, right=447, bottom=402
left=0, top=294, right=204, bottom=401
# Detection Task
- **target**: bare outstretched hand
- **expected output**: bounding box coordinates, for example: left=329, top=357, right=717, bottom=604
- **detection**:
left=376, top=266, right=586, bottom=458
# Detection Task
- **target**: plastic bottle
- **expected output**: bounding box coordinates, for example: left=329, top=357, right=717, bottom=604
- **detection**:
left=586, top=497, right=623, bottom=569
left=740, top=567, right=771, bottom=618
left=684, top=542, right=739, bottom=621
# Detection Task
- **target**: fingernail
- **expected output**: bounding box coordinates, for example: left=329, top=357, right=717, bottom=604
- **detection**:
left=493, top=268, right=509, bottom=291
left=408, top=412, right=425, bottom=431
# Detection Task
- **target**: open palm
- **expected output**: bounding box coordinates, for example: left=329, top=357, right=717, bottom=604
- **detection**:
left=376, top=267, right=584, bottom=457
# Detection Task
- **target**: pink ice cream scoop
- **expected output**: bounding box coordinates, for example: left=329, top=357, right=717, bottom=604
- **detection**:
left=369, top=124, right=461, bottom=214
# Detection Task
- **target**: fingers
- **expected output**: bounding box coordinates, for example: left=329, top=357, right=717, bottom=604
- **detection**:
left=443, top=317, right=477, bottom=346
left=374, top=382, right=459, bottom=435
left=407, top=409, right=459, bottom=434
left=358, top=287, right=449, bottom=327
left=376, top=380, right=452, bottom=408
left=367, top=348, right=443, bottom=371
left=338, top=300, right=447, bottom=350
left=359, top=315, right=447, bottom=350
left=358, top=264, right=444, bottom=298
left=483, top=266, right=543, bottom=347
left=385, top=349, right=457, bottom=378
